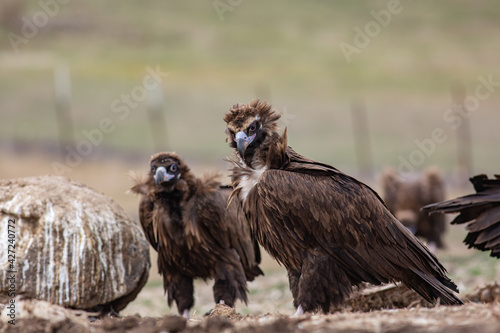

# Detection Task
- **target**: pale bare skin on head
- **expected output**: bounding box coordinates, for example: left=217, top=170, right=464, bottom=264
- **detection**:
left=225, top=111, right=260, bottom=135
left=225, top=116, right=258, bottom=142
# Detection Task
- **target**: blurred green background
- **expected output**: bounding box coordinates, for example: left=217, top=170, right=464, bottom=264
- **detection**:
left=1, top=0, right=499, bottom=180
left=1, top=0, right=500, bottom=317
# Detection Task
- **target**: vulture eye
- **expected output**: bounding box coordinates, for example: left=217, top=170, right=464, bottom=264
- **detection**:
left=151, top=165, right=156, bottom=173
left=249, top=122, right=257, bottom=133
left=170, top=164, right=178, bottom=172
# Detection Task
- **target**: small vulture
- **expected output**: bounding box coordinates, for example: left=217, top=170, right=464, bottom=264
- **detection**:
left=423, top=174, right=500, bottom=258
left=381, top=167, right=446, bottom=250
left=130, top=152, right=263, bottom=318
left=223, top=99, right=463, bottom=314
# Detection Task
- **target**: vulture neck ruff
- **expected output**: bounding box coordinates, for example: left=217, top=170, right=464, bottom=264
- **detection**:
left=237, top=164, right=267, bottom=204
left=233, top=130, right=279, bottom=205
left=233, top=129, right=285, bottom=206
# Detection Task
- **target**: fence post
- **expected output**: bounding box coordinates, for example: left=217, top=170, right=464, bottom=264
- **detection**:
left=350, top=100, right=373, bottom=181
left=54, top=63, right=74, bottom=158
left=147, top=83, right=167, bottom=152
left=451, top=81, right=472, bottom=188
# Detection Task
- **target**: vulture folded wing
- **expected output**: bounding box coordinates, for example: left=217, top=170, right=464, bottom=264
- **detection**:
left=256, top=169, right=447, bottom=276
left=183, top=186, right=231, bottom=251
left=138, top=194, right=158, bottom=251
left=220, top=186, right=263, bottom=280
left=249, top=162, right=460, bottom=304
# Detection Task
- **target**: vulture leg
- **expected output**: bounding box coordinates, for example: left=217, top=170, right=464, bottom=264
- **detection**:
left=168, top=275, right=194, bottom=316
left=213, top=278, right=236, bottom=307
left=212, top=252, right=248, bottom=307
left=293, top=305, right=304, bottom=317
left=287, top=269, right=301, bottom=309
left=297, top=252, right=352, bottom=313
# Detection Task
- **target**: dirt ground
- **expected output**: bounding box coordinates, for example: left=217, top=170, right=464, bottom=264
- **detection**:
left=3, top=285, right=500, bottom=333
left=2, top=153, right=500, bottom=332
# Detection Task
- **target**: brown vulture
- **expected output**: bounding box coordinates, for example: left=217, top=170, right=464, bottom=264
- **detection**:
left=381, top=167, right=446, bottom=250
left=223, top=99, right=463, bottom=314
left=422, top=174, right=500, bottom=258
left=130, top=152, right=263, bottom=318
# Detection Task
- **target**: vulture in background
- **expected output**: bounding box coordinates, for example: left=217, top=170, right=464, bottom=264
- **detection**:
left=223, top=99, right=462, bottom=315
left=130, top=152, right=263, bottom=318
left=423, top=174, right=500, bottom=258
left=381, top=167, right=446, bottom=250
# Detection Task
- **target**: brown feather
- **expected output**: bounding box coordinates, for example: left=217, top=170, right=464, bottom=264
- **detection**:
left=128, top=170, right=149, bottom=195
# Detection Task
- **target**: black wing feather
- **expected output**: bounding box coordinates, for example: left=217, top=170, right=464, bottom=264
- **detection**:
left=423, top=174, right=500, bottom=258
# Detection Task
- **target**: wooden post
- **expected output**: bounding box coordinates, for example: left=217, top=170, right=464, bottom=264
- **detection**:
left=350, top=100, right=374, bottom=181
left=54, top=63, right=74, bottom=158
left=451, top=81, right=472, bottom=188
left=147, top=83, right=167, bottom=152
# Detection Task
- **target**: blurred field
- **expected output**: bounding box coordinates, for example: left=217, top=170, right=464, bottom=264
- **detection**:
left=1, top=0, right=500, bottom=327
left=1, top=1, right=500, bottom=175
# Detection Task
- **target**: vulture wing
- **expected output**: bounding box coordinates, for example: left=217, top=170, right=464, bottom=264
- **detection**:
left=220, top=185, right=263, bottom=280
left=138, top=194, right=159, bottom=251
left=244, top=149, right=461, bottom=305
left=423, top=174, right=500, bottom=257
left=129, top=174, right=160, bottom=252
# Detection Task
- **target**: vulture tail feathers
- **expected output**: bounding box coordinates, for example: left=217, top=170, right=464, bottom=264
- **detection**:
left=244, top=264, right=264, bottom=281
left=403, top=269, right=463, bottom=306
left=166, top=275, right=194, bottom=312
left=213, top=256, right=250, bottom=306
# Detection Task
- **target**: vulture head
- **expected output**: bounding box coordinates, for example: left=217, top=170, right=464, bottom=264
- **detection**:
left=149, top=152, right=186, bottom=190
left=224, top=99, right=282, bottom=167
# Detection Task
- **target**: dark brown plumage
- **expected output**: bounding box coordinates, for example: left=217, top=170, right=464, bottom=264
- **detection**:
left=381, top=167, right=446, bottom=250
left=224, top=99, right=462, bottom=314
left=422, top=174, right=500, bottom=258
left=130, top=152, right=263, bottom=318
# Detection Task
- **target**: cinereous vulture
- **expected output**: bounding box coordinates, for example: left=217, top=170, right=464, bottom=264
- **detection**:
left=223, top=100, right=462, bottom=314
left=131, top=152, right=263, bottom=318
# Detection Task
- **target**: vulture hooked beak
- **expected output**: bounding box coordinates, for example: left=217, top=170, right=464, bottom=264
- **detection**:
left=154, top=166, right=176, bottom=185
left=235, top=131, right=256, bottom=156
